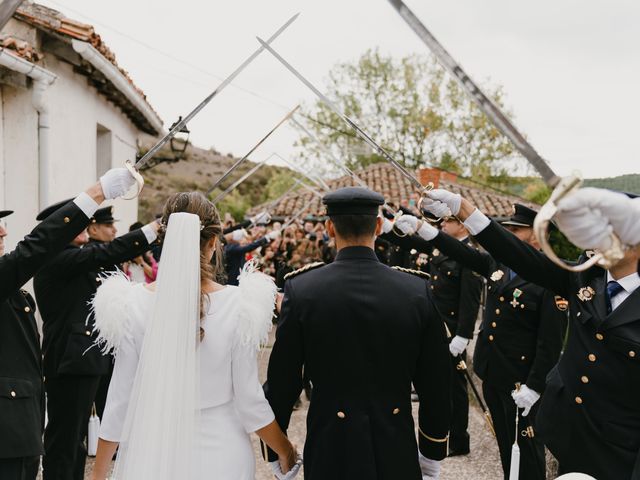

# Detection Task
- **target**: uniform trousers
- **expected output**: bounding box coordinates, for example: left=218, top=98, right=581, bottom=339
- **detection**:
left=0, top=456, right=39, bottom=480
left=482, top=382, right=545, bottom=480
left=449, top=351, right=470, bottom=453
left=43, top=375, right=100, bottom=480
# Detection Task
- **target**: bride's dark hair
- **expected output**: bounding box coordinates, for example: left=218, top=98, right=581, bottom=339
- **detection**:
left=160, top=192, right=223, bottom=339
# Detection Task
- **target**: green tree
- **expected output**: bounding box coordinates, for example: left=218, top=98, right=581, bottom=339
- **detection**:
left=296, top=49, right=522, bottom=182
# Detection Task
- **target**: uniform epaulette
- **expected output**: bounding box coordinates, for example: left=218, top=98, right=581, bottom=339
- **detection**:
left=284, top=262, right=325, bottom=280
left=391, top=266, right=430, bottom=279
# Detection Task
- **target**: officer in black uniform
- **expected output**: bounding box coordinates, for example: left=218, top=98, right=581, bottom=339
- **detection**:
left=392, top=204, right=566, bottom=480
left=263, top=187, right=451, bottom=480
left=34, top=202, right=159, bottom=480
left=427, top=188, right=640, bottom=480
left=0, top=170, right=136, bottom=480
left=381, top=215, right=483, bottom=456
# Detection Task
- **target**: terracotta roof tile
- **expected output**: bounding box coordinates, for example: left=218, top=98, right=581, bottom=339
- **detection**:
left=253, top=162, right=536, bottom=219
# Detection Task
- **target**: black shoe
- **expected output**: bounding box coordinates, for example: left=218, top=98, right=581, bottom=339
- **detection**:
left=448, top=447, right=470, bottom=457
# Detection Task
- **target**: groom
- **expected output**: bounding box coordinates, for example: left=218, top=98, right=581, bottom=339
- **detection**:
left=264, top=187, right=451, bottom=479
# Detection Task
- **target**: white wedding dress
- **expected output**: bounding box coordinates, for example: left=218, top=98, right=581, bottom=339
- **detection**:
left=94, top=272, right=276, bottom=479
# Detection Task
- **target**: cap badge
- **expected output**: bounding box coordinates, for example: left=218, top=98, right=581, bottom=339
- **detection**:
left=577, top=286, right=596, bottom=302
left=490, top=270, right=504, bottom=282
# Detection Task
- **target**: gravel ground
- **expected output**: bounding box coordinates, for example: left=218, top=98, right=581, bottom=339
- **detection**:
left=47, top=330, right=558, bottom=479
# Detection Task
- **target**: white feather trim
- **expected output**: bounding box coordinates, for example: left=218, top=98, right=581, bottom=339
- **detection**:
left=90, top=271, right=135, bottom=356
left=237, top=260, right=277, bottom=350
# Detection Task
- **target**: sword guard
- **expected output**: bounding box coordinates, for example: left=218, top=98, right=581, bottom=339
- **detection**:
left=521, top=426, right=535, bottom=438
left=456, top=360, right=467, bottom=371
left=122, top=160, right=144, bottom=200
left=533, top=174, right=626, bottom=272
left=417, top=184, right=443, bottom=224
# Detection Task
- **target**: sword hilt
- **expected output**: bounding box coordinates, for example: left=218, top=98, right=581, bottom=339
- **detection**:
left=533, top=173, right=627, bottom=272
left=122, top=160, right=145, bottom=200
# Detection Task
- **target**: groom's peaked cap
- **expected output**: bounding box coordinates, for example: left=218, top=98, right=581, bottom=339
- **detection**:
left=323, top=187, right=384, bottom=216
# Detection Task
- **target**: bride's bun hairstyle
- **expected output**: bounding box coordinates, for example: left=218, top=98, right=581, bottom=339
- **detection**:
left=160, top=192, right=224, bottom=339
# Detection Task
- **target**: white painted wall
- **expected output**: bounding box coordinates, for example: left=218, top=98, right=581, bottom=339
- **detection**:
left=0, top=51, right=143, bottom=252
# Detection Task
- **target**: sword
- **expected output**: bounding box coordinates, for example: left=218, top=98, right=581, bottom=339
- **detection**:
left=205, top=105, right=300, bottom=196
left=256, top=38, right=431, bottom=198
left=443, top=323, right=496, bottom=438
left=211, top=156, right=271, bottom=204
left=121, top=13, right=299, bottom=195
left=272, top=153, right=330, bottom=192
left=291, top=117, right=369, bottom=189
left=386, top=0, right=626, bottom=271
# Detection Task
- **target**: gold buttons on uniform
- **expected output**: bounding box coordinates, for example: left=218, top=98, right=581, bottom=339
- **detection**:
left=24, top=306, right=31, bottom=313
left=495, top=309, right=500, bottom=315
left=577, top=312, right=581, bottom=317
left=581, top=376, right=589, bottom=384
left=491, top=322, right=497, bottom=328
left=521, top=356, right=526, bottom=361
left=433, top=275, right=438, bottom=281
left=450, top=312, right=455, bottom=316
left=63, top=217, right=70, bottom=223
left=629, top=351, right=636, bottom=358
left=595, top=333, right=604, bottom=341
left=447, top=271, right=451, bottom=276
left=575, top=396, right=583, bottom=405
left=337, top=411, right=345, bottom=419
left=134, top=241, right=140, bottom=246
left=10, top=390, right=16, bottom=398
left=85, top=330, right=91, bottom=336
left=499, top=296, right=505, bottom=302
left=520, top=304, right=525, bottom=309
left=392, top=408, right=400, bottom=415
left=588, top=354, right=596, bottom=362
left=489, top=335, right=494, bottom=341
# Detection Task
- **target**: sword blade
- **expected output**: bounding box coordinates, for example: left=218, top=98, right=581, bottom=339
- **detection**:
left=257, top=37, right=425, bottom=192
left=205, top=105, right=300, bottom=196
left=291, top=117, right=369, bottom=189
left=212, top=161, right=266, bottom=204
left=134, top=13, right=299, bottom=170
left=386, top=0, right=559, bottom=187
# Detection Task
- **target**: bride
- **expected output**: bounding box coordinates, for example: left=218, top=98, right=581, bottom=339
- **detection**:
left=89, top=192, right=299, bottom=479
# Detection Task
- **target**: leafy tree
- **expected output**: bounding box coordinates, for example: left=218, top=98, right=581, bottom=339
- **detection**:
left=295, top=49, right=524, bottom=182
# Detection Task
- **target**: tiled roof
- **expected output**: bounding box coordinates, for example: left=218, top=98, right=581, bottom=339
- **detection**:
left=0, top=34, right=42, bottom=61
left=10, top=2, right=161, bottom=134
left=253, top=162, right=537, bottom=219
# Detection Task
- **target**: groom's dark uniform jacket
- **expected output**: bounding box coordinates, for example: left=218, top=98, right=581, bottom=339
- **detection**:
left=264, top=245, right=451, bottom=480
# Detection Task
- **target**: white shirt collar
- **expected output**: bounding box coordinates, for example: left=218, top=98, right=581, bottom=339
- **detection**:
left=606, top=271, right=640, bottom=294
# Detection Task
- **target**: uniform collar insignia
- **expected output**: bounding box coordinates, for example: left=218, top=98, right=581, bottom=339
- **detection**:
left=490, top=270, right=504, bottom=282
left=554, top=296, right=569, bottom=311
left=577, top=286, right=596, bottom=302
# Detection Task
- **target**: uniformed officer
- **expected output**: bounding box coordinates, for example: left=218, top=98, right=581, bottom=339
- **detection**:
left=394, top=204, right=566, bottom=480
left=34, top=204, right=159, bottom=480
left=0, top=169, right=137, bottom=480
left=381, top=216, right=482, bottom=456
left=264, top=187, right=451, bottom=480
left=422, top=188, right=640, bottom=480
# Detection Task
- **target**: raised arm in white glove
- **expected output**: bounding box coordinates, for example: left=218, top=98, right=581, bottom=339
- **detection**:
left=382, top=217, right=394, bottom=234
left=556, top=187, right=640, bottom=249
left=421, top=189, right=462, bottom=218
left=511, top=384, right=541, bottom=417
left=419, top=453, right=441, bottom=480
left=99, top=167, right=137, bottom=200
left=395, top=215, right=439, bottom=241
left=448, top=335, right=470, bottom=357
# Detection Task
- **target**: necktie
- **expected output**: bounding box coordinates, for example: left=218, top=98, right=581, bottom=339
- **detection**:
left=605, top=280, right=624, bottom=314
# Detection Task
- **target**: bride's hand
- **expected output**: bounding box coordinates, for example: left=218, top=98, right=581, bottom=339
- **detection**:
left=279, top=443, right=297, bottom=473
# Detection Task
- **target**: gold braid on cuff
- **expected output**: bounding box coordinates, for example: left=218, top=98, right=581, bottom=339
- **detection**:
left=418, top=427, right=449, bottom=443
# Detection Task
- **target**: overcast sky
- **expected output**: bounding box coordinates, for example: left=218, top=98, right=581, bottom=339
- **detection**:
left=40, top=0, right=639, bottom=179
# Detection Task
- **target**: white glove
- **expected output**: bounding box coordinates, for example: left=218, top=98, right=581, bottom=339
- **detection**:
left=269, top=456, right=303, bottom=480
left=232, top=229, right=247, bottom=242
left=99, top=167, right=137, bottom=200
left=418, top=453, right=441, bottom=480
left=252, top=211, right=271, bottom=225
left=422, top=189, right=462, bottom=217
left=266, top=230, right=281, bottom=242
left=511, top=384, right=540, bottom=417
left=448, top=335, right=470, bottom=357
left=556, top=187, right=640, bottom=248
left=395, top=215, right=439, bottom=241
left=382, top=218, right=394, bottom=234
